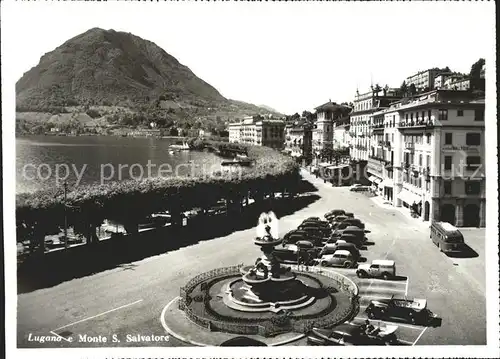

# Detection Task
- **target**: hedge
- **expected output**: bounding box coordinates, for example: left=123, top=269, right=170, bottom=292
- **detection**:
left=16, top=140, right=300, bottom=246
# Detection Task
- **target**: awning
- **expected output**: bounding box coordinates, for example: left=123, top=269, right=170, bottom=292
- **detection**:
left=368, top=175, right=382, bottom=184
left=398, top=189, right=421, bottom=204
left=380, top=178, right=393, bottom=187
left=318, top=162, right=330, bottom=167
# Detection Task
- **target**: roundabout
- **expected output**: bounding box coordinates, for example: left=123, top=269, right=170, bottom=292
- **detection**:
left=161, top=212, right=359, bottom=346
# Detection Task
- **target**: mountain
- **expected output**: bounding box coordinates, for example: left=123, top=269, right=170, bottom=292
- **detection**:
left=16, top=28, right=279, bottom=119
left=258, top=104, right=279, bottom=113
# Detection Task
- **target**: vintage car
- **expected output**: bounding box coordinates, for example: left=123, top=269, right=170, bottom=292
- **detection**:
left=320, top=241, right=360, bottom=260
left=304, top=217, right=321, bottom=222
left=314, top=249, right=357, bottom=268
left=331, top=219, right=365, bottom=230
left=326, top=233, right=363, bottom=247
left=324, top=209, right=346, bottom=219
left=365, top=295, right=438, bottom=325
left=356, top=259, right=396, bottom=279
left=349, top=184, right=371, bottom=192
left=273, top=242, right=317, bottom=264
left=299, top=223, right=332, bottom=236
left=342, top=218, right=365, bottom=230
left=344, top=212, right=355, bottom=218
left=307, top=322, right=398, bottom=346
left=331, top=226, right=365, bottom=242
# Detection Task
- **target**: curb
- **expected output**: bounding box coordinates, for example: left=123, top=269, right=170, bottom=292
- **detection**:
left=160, top=297, right=305, bottom=347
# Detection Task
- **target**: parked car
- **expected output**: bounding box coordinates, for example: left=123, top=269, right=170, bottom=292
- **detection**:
left=324, top=209, right=346, bottom=219
left=327, top=233, right=363, bottom=248
left=365, top=295, right=437, bottom=325
left=326, top=215, right=349, bottom=225
left=343, top=218, right=365, bottom=229
left=332, top=226, right=365, bottom=242
left=314, top=250, right=357, bottom=268
left=320, top=241, right=360, bottom=260
left=350, top=185, right=371, bottom=192
left=273, top=242, right=317, bottom=264
left=307, top=322, right=398, bottom=346
left=356, top=259, right=396, bottom=279
left=299, top=223, right=331, bottom=236
left=304, top=217, right=321, bottom=222
left=344, top=212, right=354, bottom=218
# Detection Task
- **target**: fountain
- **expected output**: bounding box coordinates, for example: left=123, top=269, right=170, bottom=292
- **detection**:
left=166, top=211, right=359, bottom=344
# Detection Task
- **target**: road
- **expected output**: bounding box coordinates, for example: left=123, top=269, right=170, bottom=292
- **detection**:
left=17, top=169, right=486, bottom=347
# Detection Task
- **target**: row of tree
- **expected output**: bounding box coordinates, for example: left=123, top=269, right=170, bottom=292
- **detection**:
left=16, top=140, right=300, bottom=254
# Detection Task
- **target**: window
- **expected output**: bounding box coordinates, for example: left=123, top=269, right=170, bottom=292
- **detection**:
left=426, top=134, right=431, bottom=144
left=427, top=155, right=431, bottom=167
left=465, top=181, right=481, bottom=195
left=444, top=156, right=452, bottom=170
left=405, top=114, right=408, bottom=120
left=422, top=111, right=425, bottom=120
left=466, top=156, right=481, bottom=170
left=392, top=134, right=394, bottom=142
left=457, top=109, right=464, bottom=117
left=475, top=109, right=484, bottom=121
left=444, top=181, right=452, bottom=195
left=428, top=110, right=432, bottom=120
left=419, top=154, right=423, bottom=166
left=466, top=133, right=481, bottom=146
left=445, top=133, right=453, bottom=145
left=438, top=109, right=448, bottom=121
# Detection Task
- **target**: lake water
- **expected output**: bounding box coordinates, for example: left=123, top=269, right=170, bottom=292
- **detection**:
left=16, top=135, right=223, bottom=194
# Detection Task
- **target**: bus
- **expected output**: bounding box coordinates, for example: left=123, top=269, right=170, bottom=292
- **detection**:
left=430, top=221, right=465, bottom=253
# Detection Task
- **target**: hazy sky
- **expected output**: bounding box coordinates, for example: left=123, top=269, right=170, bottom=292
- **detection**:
left=2, top=1, right=495, bottom=114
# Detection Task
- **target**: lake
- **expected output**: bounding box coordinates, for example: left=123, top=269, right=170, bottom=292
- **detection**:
left=16, top=135, right=223, bottom=194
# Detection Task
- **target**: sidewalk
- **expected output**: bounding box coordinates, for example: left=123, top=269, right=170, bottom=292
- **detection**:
left=369, top=194, right=430, bottom=230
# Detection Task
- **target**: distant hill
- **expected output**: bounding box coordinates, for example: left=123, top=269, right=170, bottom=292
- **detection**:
left=15, top=28, right=280, bottom=122
left=258, top=104, right=279, bottom=113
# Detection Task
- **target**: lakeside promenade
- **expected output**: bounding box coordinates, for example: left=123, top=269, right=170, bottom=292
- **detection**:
left=17, top=169, right=486, bottom=347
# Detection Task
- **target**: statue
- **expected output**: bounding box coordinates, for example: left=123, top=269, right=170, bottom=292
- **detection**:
left=256, top=211, right=279, bottom=241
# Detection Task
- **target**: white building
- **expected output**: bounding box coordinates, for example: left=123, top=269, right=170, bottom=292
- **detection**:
left=368, top=90, right=485, bottom=227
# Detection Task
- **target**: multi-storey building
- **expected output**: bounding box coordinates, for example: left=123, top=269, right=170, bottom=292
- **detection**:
left=312, top=101, right=350, bottom=164
left=228, top=116, right=285, bottom=150
left=368, top=90, right=485, bottom=227
left=405, top=68, right=448, bottom=91
left=284, top=119, right=313, bottom=162
left=350, top=88, right=401, bottom=162
left=333, top=115, right=351, bottom=150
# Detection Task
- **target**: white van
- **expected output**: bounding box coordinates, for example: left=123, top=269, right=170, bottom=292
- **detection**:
left=356, top=259, right=396, bottom=280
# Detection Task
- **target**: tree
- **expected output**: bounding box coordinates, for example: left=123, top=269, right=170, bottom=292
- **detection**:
left=409, top=84, right=417, bottom=96
left=470, top=58, right=485, bottom=91
left=399, top=81, right=408, bottom=97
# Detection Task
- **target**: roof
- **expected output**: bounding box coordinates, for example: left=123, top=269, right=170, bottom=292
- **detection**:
left=315, top=101, right=350, bottom=112
left=372, top=259, right=395, bottom=266
left=333, top=249, right=351, bottom=256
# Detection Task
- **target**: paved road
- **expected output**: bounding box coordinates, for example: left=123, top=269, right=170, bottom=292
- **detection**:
left=17, top=169, right=486, bottom=347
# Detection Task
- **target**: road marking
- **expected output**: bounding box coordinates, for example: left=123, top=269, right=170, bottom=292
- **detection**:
left=53, top=299, right=143, bottom=331
left=49, top=331, right=71, bottom=342
left=353, top=316, right=423, bottom=330
left=412, top=326, right=428, bottom=345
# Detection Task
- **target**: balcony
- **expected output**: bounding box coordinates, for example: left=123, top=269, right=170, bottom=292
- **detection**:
left=404, top=142, right=415, bottom=151
left=398, top=119, right=435, bottom=129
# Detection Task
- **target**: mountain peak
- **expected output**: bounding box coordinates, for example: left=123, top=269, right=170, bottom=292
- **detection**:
left=16, top=28, right=227, bottom=110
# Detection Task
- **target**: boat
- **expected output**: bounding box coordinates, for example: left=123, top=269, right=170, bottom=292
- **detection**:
left=169, top=141, right=190, bottom=151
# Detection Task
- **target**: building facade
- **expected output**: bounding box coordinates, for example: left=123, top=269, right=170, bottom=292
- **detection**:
left=368, top=90, right=485, bottom=227
left=312, top=101, right=350, bottom=164
left=284, top=120, right=313, bottom=162
left=350, top=88, right=401, bottom=162
left=228, top=116, right=286, bottom=150
left=405, top=68, right=447, bottom=91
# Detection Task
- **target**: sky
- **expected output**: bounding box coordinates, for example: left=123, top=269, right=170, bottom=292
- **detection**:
left=1, top=1, right=495, bottom=115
